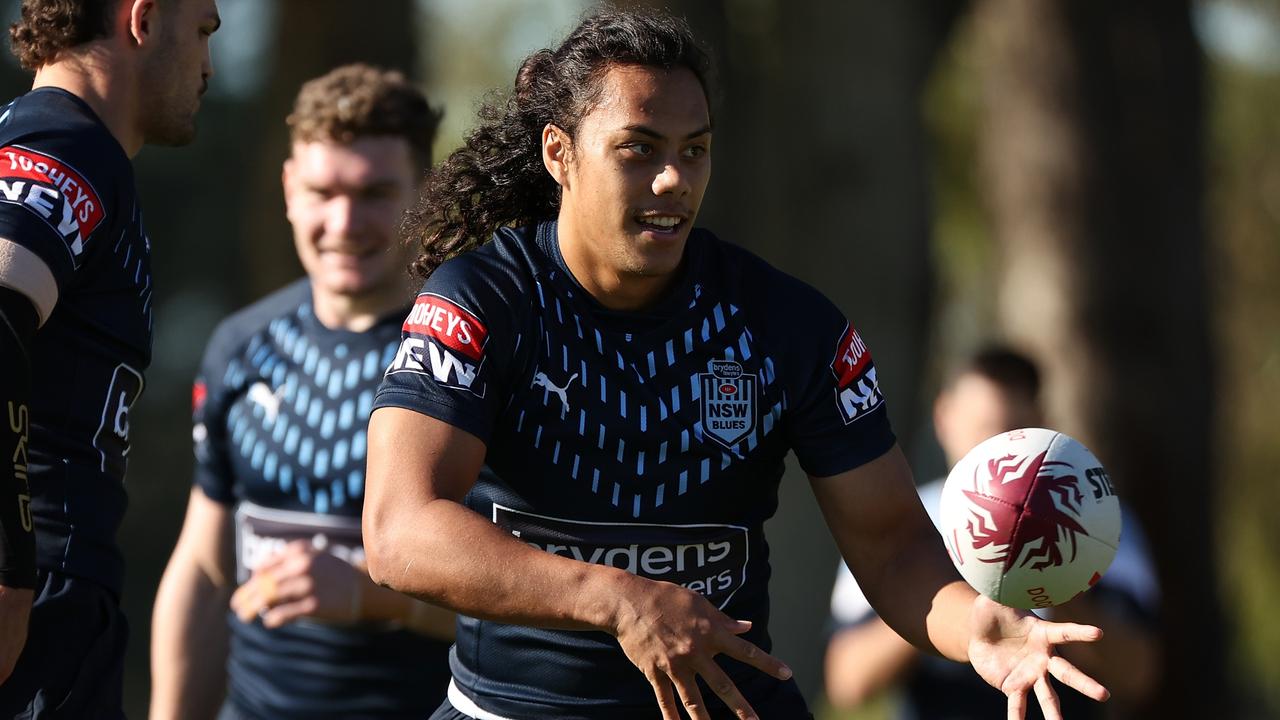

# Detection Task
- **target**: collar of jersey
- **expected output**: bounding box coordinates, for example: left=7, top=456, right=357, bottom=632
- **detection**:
left=289, top=278, right=409, bottom=345
left=533, top=219, right=704, bottom=336
left=28, top=87, right=129, bottom=163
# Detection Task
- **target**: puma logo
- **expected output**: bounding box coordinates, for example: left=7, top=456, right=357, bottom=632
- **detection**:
left=532, top=371, right=578, bottom=415
left=246, top=382, right=285, bottom=422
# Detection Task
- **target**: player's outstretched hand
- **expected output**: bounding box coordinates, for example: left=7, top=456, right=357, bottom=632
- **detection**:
left=230, top=541, right=366, bottom=628
left=967, top=593, right=1111, bottom=720
left=0, top=585, right=33, bottom=685
left=610, top=577, right=792, bottom=720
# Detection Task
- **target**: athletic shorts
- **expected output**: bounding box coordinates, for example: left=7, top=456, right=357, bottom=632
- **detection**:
left=0, top=570, right=127, bottom=719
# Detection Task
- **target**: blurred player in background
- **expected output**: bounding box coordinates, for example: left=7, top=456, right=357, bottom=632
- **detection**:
left=362, top=7, right=1112, bottom=720
left=826, top=346, right=1161, bottom=719
left=0, top=0, right=218, bottom=715
left=149, top=64, right=454, bottom=720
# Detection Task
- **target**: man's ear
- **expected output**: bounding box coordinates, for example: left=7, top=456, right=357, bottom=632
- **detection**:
left=541, top=124, right=571, bottom=189
left=127, top=0, right=158, bottom=47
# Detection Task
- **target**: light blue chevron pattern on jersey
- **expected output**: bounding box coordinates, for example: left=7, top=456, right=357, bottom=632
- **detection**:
left=520, top=272, right=786, bottom=518
left=222, top=303, right=398, bottom=513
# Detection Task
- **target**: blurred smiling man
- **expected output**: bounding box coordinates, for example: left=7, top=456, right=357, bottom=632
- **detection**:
left=150, top=64, right=455, bottom=720
left=0, top=0, right=218, bottom=716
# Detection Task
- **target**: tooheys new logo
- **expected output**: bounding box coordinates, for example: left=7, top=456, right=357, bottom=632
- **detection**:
left=830, top=323, right=883, bottom=424
left=493, top=505, right=750, bottom=609
left=0, top=146, right=105, bottom=266
left=388, top=293, right=489, bottom=397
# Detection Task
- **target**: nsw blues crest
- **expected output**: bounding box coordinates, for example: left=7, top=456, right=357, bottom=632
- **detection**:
left=700, top=360, right=756, bottom=449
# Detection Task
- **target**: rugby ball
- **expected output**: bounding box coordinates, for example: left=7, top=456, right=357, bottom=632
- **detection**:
left=938, top=428, right=1121, bottom=609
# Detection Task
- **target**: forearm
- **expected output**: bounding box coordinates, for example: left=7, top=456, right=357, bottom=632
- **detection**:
left=861, top=522, right=975, bottom=662
left=357, top=572, right=456, bottom=640
left=814, top=449, right=976, bottom=661
left=366, top=497, right=634, bottom=633
left=824, top=619, right=919, bottom=708
left=150, top=559, right=231, bottom=720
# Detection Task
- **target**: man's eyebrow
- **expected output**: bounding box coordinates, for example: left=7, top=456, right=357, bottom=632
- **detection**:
left=622, top=124, right=713, bottom=140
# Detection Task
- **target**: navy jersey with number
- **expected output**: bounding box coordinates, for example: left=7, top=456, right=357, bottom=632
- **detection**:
left=193, top=279, right=452, bottom=719
left=374, top=221, right=895, bottom=719
left=0, top=88, right=152, bottom=595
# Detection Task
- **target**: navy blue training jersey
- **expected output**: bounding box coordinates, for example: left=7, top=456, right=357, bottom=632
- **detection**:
left=193, top=279, right=451, bottom=719
left=374, top=221, right=895, bottom=719
left=0, top=88, right=152, bottom=595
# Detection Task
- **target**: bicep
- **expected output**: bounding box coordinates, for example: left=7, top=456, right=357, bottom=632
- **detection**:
left=809, top=445, right=935, bottom=588
left=362, top=407, right=489, bottom=587
left=364, top=406, right=487, bottom=510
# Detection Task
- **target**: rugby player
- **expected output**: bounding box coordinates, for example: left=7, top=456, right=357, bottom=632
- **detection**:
left=0, top=0, right=218, bottom=715
left=363, top=7, right=1110, bottom=720
left=149, top=64, right=455, bottom=720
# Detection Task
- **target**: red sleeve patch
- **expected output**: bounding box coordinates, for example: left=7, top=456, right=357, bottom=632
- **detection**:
left=192, top=380, right=208, bottom=414
left=388, top=293, right=490, bottom=397
left=830, top=324, right=871, bottom=387
left=0, top=146, right=105, bottom=258
left=830, top=323, right=883, bottom=425
left=402, top=293, right=488, bottom=361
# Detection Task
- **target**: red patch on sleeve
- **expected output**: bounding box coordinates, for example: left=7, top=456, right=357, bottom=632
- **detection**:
left=403, top=293, right=488, bottom=361
left=0, top=146, right=105, bottom=244
left=192, top=380, right=207, bottom=413
left=830, top=324, right=872, bottom=388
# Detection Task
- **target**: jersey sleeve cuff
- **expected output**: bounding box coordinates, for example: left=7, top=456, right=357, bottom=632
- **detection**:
left=796, top=416, right=897, bottom=479
left=372, top=387, right=494, bottom=446
left=192, top=472, right=237, bottom=506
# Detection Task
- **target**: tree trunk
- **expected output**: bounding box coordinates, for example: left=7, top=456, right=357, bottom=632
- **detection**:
left=973, top=0, right=1224, bottom=715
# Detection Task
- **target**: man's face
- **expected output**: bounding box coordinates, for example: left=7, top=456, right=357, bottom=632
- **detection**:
left=934, top=373, right=1042, bottom=467
left=558, top=64, right=711, bottom=280
left=137, top=0, right=219, bottom=146
left=283, top=137, right=419, bottom=301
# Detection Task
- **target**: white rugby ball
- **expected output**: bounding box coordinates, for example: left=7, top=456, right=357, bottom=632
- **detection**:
left=938, top=428, right=1121, bottom=609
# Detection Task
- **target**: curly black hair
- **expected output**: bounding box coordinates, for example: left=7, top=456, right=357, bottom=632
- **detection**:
left=403, top=5, right=714, bottom=279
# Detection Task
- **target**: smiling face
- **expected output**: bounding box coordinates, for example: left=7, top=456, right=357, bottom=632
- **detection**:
left=546, top=63, right=711, bottom=308
left=283, top=137, right=418, bottom=312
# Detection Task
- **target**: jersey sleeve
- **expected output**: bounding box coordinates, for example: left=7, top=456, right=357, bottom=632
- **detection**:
left=0, top=141, right=115, bottom=325
left=373, top=254, right=521, bottom=444
left=773, top=284, right=895, bottom=477
left=191, top=320, right=240, bottom=505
